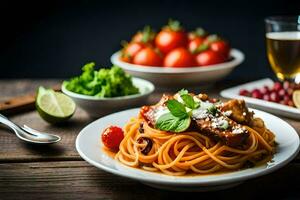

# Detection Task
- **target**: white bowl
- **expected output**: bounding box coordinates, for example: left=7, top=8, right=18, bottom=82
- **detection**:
left=111, top=49, right=244, bottom=87
left=61, top=77, right=155, bottom=117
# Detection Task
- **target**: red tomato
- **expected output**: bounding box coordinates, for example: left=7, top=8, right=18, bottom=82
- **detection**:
left=188, top=27, right=207, bottom=41
left=122, top=42, right=145, bottom=60
left=121, top=42, right=146, bottom=63
left=210, top=40, right=230, bottom=58
left=132, top=32, right=143, bottom=43
left=195, top=50, right=226, bottom=66
left=101, top=126, right=124, bottom=150
left=188, top=37, right=205, bottom=53
left=133, top=47, right=162, bottom=66
left=163, top=47, right=195, bottom=67
left=155, top=20, right=187, bottom=54
left=132, top=26, right=156, bottom=45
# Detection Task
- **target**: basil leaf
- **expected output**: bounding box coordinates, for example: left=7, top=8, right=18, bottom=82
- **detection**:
left=155, top=113, right=180, bottom=131
left=181, top=94, right=200, bottom=109
left=174, top=117, right=191, bottom=132
left=155, top=113, right=191, bottom=133
left=166, top=100, right=188, bottom=119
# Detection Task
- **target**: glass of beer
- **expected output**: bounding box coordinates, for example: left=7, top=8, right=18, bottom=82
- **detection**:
left=265, top=16, right=300, bottom=83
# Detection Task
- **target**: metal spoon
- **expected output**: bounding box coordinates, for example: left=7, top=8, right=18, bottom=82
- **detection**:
left=0, top=114, right=61, bottom=144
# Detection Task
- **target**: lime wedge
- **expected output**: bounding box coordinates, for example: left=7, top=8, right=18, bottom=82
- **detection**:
left=36, top=86, right=76, bottom=123
left=293, top=90, right=300, bottom=109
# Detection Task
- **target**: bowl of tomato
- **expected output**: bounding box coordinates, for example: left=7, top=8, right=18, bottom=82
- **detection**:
left=111, top=20, right=244, bottom=87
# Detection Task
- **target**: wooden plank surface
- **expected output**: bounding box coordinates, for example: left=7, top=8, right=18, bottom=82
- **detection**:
left=0, top=161, right=299, bottom=200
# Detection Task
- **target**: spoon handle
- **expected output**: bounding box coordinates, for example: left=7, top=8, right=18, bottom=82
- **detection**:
left=0, top=113, right=20, bottom=131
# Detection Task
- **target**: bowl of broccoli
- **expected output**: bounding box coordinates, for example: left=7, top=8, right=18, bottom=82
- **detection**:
left=62, top=62, right=155, bottom=117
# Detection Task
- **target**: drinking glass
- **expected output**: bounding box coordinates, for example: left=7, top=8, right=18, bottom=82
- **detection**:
left=265, top=16, right=300, bottom=83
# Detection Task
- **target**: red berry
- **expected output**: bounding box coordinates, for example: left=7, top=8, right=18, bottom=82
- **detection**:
left=251, top=89, right=263, bottom=99
left=270, top=92, right=280, bottom=102
left=278, top=89, right=286, bottom=97
left=263, top=94, right=271, bottom=101
left=283, top=95, right=290, bottom=101
left=101, top=126, right=124, bottom=150
left=283, top=81, right=290, bottom=90
left=273, top=82, right=282, bottom=92
left=239, top=89, right=250, bottom=96
left=260, top=86, right=270, bottom=95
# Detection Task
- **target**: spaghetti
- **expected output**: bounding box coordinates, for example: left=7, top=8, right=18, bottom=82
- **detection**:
left=115, top=116, right=275, bottom=176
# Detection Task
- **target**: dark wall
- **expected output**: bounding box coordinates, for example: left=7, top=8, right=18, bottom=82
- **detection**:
left=0, top=0, right=299, bottom=79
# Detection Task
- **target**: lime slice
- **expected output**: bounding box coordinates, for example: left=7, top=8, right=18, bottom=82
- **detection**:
left=36, top=87, right=76, bottom=123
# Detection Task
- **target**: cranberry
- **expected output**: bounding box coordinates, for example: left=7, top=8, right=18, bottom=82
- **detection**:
left=260, top=86, right=270, bottom=95
left=273, top=82, right=282, bottom=92
left=251, top=89, right=263, bottom=99
left=283, top=81, right=290, bottom=90
left=239, top=89, right=250, bottom=96
left=263, top=94, right=271, bottom=101
left=283, top=95, right=290, bottom=101
left=278, top=89, right=286, bottom=97
left=270, top=92, right=280, bottom=102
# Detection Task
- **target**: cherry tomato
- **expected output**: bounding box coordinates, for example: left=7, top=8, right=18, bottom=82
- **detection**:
left=188, top=27, right=207, bottom=41
left=133, top=47, right=162, bottom=66
left=132, top=33, right=143, bottom=43
left=121, top=42, right=145, bottom=63
left=101, top=126, right=124, bottom=150
left=163, top=47, right=195, bottom=67
left=188, top=37, right=205, bottom=53
left=195, top=50, right=226, bottom=66
left=210, top=40, right=230, bottom=58
left=132, top=26, right=156, bottom=45
left=155, top=20, right=188, bottom=54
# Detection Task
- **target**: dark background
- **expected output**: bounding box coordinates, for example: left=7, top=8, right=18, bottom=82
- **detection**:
left=0, top=0, right=299, bottom=79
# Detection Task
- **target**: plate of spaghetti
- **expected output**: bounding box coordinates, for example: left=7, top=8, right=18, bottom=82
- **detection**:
left=76, top=90, right=300, bottom=192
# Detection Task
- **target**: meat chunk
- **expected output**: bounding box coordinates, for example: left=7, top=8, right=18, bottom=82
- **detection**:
left=140, top=94, right=173, bottom=126
left=220, top=99, right=253, bottom=125
left=194, top=116, right=249, bottom=147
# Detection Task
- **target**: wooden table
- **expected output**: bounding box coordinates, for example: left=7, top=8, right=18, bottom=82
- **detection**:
left=0, top=79, right=299, bottom=199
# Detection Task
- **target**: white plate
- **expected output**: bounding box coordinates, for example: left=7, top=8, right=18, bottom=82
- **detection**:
left=220, top=78, right=300, bottom=119
left=110, top=49, right=244, bottom=87
left=76, top=108, right=300, bottom=192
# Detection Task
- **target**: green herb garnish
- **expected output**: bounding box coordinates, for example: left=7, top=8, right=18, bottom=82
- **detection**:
left=155, top=113, right=191, bottom=132
left=64, top=63, right=139, bottom=97
left=156, top=90, right=199, bottom=132
left=181, top=94, right=200, bottom=109
left=155, top=90, right=220, bottom=133
left=166, top=100, right=188, bottom=119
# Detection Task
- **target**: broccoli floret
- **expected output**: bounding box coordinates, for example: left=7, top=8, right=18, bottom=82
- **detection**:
left=64, top=63, right=139, bottom=97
